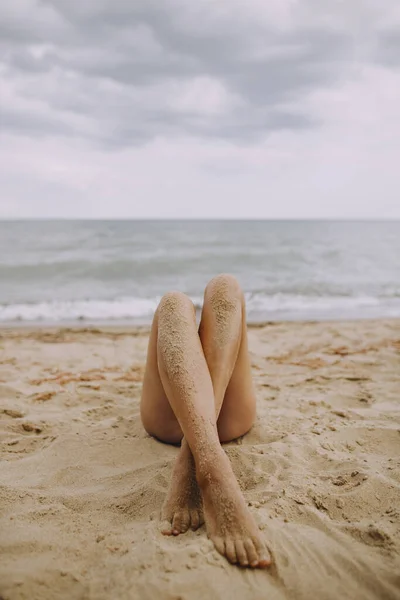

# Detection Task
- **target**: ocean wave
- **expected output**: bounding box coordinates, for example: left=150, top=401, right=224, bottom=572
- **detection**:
left=1, top=294, right=400, bottom=323
left=0, top=297, right=159, bottom=322
left=245, top=293, right=382, bottom=313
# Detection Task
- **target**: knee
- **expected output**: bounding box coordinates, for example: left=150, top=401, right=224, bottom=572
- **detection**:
left=204, top=274, right=244, bottom=312
left=157, top=291, right=194, bottom=320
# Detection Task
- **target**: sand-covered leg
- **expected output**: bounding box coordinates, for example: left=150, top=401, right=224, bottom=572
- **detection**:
left=198, top=451, right=270, bottom=567
left=156, top=286, right=271, bottom=568
left=161, top=439, right=204, bottom=535
left=199, top=274, right=257, bottom=442
left=140, top=295, right=204, bottom=534
left=197, top=275, right=270, bottom=566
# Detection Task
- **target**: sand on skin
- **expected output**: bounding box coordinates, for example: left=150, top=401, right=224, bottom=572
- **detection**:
left=0, top=320, right=400, bottom=600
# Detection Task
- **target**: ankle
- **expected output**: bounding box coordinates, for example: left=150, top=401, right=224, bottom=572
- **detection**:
left=176, top=439, right=195, bottom=469
left=195, top=445, right=228, bottom=488
left=179, top=438, right=191, bottom=458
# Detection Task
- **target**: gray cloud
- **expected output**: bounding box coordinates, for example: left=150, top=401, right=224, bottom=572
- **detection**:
left=376, top=30, right=400, bottom=67
left=1, top=2, right=400, bottom=220
left=1, top=0, right=368, bottom=147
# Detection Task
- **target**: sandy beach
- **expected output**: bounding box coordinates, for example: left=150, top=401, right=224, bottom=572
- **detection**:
left=1, top=319, right=400, bottom=600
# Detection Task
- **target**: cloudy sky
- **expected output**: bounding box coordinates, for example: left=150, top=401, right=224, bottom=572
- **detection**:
left=1, top=0, right=399, bottom=219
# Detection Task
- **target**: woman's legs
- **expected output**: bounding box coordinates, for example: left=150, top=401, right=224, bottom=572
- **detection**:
left=199, top=274, right=256, bottom=442
left=140, top=275, right=270, bottom=568
left=140, top=274, right=256, bottom=444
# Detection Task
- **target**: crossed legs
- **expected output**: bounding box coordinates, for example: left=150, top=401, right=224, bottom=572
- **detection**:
left=140, top=274, right=270, bottom=568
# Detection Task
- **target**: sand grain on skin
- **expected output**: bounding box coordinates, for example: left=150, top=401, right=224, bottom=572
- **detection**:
left=206, top=276, right=241, bottom=347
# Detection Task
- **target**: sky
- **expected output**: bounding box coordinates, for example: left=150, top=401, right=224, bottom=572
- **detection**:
left=1, top=0, right=400, bottom=219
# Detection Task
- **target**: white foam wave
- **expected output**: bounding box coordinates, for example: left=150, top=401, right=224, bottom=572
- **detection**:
left=0, top=297, right=159, bottom=322
left=1, top=294, right=399, bottom=323
left=246, top=293, right=381, bottom=313
left=244, top=293, right=400, bottom=320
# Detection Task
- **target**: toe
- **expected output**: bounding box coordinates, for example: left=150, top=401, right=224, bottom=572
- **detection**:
left=190, top=509, right=201, bottom=531
left=252, top=536, right=271, bottom=568
left=198, top=510, right=205, bottom=527
left=244, top=539, right=259, bottom=567
left=160, top=519, right=173, bottom=536
left=258, top=557, right=271, bottom=568
left=234, top=540, right=248, bottom=567
left=172, top=510, right=190, bottom=535
left=225, top=539, right=237, bottom=564
left=212, top=536, right=225, bottom=557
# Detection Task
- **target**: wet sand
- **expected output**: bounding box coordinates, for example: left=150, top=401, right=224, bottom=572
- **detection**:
left=1, top=320, right=400, bottom=600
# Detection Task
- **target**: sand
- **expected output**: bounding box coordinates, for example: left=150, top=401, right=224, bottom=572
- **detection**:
left=1, top=320, right=400, bottom=600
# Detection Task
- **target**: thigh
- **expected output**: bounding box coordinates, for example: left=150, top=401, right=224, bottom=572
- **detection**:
left=216, top=302, right=257, bottom=443
left=140, top=307, right=183, bottom=444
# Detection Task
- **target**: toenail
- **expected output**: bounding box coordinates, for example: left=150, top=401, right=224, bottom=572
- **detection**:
left=250, top=560, right=259, bottom=567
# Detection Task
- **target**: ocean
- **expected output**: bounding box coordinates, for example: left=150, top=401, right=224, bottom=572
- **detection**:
left=0, top=220, right=399, bottom=324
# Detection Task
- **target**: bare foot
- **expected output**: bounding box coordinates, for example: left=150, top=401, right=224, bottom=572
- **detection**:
left=161, top=440, right=204, bottom=535
left=198, top=449, right=271, bottom=568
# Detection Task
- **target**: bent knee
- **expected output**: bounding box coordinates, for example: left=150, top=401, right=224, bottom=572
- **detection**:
left=206, top=274, right=243, bottom=300
left=205, top=274, right=244, bottom=314
left=157, top=291, right=194, bottom=319
left=207, top=273, right=242, bottom=293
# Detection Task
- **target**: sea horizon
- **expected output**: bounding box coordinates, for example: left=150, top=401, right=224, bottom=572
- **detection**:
left=1, top=219, right=399, bottom=325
